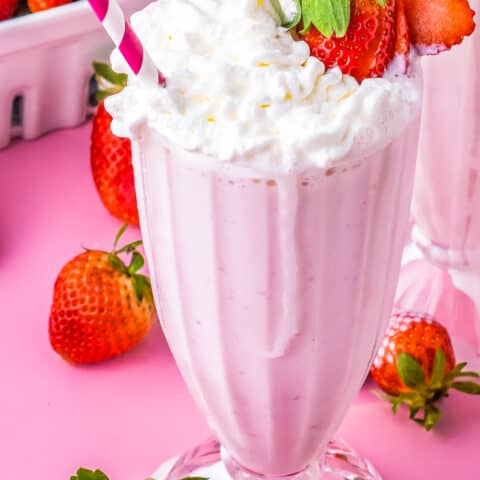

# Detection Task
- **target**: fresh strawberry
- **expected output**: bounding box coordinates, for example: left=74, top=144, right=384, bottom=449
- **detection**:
left=91, top=62, right=139, bottom=226
left=49, top=225, right=156, bottom=364
left=0, top=0, right=18, bottom=20
left=299, top=0, right=405, bottom=82
left=403, top=0, right=475, bottom=54
left=371, top=311, right=480, bottom=430
left=27, top=0, right=70, bottom=13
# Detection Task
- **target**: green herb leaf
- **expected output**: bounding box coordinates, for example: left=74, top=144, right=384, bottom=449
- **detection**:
left=93, top=62, right=128, bottom=88
left=431, top=348, right=446, bottom=386
left=396, top=352, right=425, bottom=389
left=300, top=0, right=350, bottom=38
left=451, top=381, right=480, bottom=394
left=375, top=0, right=386, bottom=6
left=128, top=251, right=145, bottom=274
left=71, top=468, right=109, bottom=480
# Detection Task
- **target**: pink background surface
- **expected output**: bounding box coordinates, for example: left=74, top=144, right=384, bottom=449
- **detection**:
left=0, top=125, right=479, bottom=480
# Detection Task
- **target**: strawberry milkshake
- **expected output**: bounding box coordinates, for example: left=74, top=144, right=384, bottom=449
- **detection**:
left=105, top=0, right=473, bottom=478
left=412, top=6, right=478, bottom=267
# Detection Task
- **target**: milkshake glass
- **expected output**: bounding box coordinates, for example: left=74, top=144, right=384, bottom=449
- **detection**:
left=410, top=12, right=480, bottom=351
left=412, top=16, right=480, bottom=268
left=106, top=1, right=421, bottom=478
left=131, top=121, right=419, bottom=480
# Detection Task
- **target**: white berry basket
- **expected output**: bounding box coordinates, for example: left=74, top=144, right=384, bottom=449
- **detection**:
left=0, top=0, right=149, bottom=149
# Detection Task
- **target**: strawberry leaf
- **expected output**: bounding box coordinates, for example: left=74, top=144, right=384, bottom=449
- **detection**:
left=431, top=348, right=446, bottom=386
left=132, top=274, right=151, bottom=302
left=451, top=381, right=480, bottom=394
left=396, top=352, right=425, bottom=389
left=454, top=371, right=480, bottom=379
left=128, top=251, right=145, bottom=274
left=116, top=240, right=143, bottom=255
left=444, top=362, right=468, bottom=381
left=180, top=477, right=210, bottom=480
left=108, top=253, right=128, bottom=274
left=114, top=223, right=129, bottom=250
left=423, top=405, right=441, bottom=431
left=300, top=0, right=351, bottom=37
left=71, top=468, right=109, bottom=480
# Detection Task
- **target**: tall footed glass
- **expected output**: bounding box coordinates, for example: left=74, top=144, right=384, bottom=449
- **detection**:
left=412, top=20, right=480, bottom=268
left=410, top=21, right=480, bottom=354
left=131, top=113, right=420, bottom=480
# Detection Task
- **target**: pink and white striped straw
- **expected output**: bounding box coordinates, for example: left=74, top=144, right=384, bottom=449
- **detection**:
left=87, top=0, right=166, bottom=87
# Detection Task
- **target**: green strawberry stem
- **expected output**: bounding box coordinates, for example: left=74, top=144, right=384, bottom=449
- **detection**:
left=379, top=348, right=480, bottom=431
left=107, top=224, right=152, bottom=303
left=71, top=468, right=109, bottom=480
left=93, top=61, right=128, bottom=103
left=280, top=0, right=385, bottom=37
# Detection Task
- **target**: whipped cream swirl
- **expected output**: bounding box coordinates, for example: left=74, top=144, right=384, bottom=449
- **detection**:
left=106, top=0, right=420, bottom=172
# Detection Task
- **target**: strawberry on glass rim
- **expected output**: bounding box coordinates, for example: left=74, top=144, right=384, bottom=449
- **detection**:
left=278, top=0, right=475, bottom=82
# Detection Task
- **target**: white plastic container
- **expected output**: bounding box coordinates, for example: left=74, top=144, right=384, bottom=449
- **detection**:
left=0, top=0, right=149, bottom=149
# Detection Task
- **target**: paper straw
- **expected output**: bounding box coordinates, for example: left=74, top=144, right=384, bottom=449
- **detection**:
left=87, top=0, right=166, bottom=87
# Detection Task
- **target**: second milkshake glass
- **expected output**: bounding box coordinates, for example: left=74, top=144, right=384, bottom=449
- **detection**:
left=132, top=107, right=420, bottom=480
left=410, top=16, right=480, bottom=352
left=412, top=17, right=480, bottom=268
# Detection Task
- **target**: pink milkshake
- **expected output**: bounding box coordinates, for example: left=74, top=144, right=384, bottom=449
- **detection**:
left=132, top=122, right=419, bottom=476
left=412, top=12, right=480, bottom=267
left=105, top=0, right=426, bottom=478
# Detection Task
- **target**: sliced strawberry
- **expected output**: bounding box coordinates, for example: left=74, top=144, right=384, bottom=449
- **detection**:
left=403, top=0, right=475, bottom=53
left=395, top=0, right=410, bottom=56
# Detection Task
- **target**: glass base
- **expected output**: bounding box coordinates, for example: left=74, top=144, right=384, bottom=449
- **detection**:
left=151, top=438, right=381, bottom=480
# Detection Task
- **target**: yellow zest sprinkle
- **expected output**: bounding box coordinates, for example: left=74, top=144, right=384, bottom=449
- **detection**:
left=284, top=92, right=292, bottom=101
left=168, top=35, right=173, bottom=40
left=207, top=116, right=216, bottom=123
left=257, top=0, right=264, bottom=5
left=259, top=104, right=271, bottom=109
left=257, top=62, right=270, bottom=67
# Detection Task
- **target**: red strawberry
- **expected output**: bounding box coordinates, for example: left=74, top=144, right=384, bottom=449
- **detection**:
left=301, top=0, right=404, bottom=82
left=0, top=0, right=18, bottom=20
left=403, top=0, right=475, bottom=54
left=371, top=311, right=480, bottom=430
left=91, top=62, right=139, bottom=226
left=49, top=225, right=156, bottom=364
left=27, top=0, right=71, bottom=12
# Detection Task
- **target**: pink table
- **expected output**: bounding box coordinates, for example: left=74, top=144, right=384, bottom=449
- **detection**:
left=1, top=125, right=479, bottom=480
